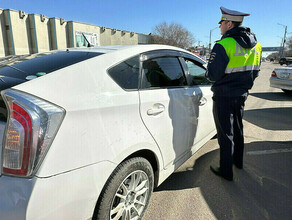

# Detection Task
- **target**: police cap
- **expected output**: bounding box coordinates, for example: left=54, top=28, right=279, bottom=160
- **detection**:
left=219, top=6, right=250, bottom=24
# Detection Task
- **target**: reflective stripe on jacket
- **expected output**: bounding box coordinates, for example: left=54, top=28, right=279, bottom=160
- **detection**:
left=217, top=37, right=262, bottom=74
left=206, top=37, right=262, bottom=97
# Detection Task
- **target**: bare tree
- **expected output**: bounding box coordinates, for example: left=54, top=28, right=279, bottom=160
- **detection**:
left=285, top=37, right=292, bottom=57
left=152, top=22, right=195, bottom=49
left=267, top=52, right=279, bottom=60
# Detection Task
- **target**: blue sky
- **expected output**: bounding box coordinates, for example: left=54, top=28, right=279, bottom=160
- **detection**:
left=1, top=0, right=291, bottom=49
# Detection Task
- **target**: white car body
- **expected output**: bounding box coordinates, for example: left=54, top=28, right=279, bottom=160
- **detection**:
left=270, top=64, right=292, bottom=93
left=0, top=45, right=216, bottom=219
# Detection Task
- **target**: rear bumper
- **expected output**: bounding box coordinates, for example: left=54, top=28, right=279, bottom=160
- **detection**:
left=0, top=175, right=35, bottom=220
left=270, top=77, right=292, bottom=91
left=0, top=160, right=116, bottom=220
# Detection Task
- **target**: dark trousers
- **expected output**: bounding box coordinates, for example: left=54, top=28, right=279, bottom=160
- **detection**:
left=212, top=95, right=247, bottom=178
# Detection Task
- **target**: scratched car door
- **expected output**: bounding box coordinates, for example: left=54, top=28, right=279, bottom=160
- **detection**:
left=139, top=52, right=201, bottom=168
left=182, top=57, right=216, bottom=149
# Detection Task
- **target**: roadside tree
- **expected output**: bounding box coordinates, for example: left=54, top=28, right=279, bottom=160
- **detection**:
left=152, top=22, right=195, bottom=49
left=267, top=52, right=279, bottom=61
left=285, top=37, right=292, bottom=56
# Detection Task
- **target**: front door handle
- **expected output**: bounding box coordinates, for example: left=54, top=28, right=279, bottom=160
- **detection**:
left=147, top=103, right=165, bottom=116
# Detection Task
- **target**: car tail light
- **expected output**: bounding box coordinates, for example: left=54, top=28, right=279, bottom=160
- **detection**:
left=1, top=89, right=65, bottom=177
left=271, top=71, right=277, bottom=77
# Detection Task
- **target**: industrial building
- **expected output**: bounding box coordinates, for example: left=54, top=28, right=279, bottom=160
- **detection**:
left=0, top=8, right=152, bottom=57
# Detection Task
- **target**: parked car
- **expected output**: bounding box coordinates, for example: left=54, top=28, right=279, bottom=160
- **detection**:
left=279, top=57, right=292, bottom=66
left=270, top=64, right=292, bottom=94
left=0, top=45, right=216, bottom=220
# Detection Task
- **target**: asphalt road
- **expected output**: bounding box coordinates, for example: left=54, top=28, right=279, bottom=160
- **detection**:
left=143, top=61, right=292, bottom=220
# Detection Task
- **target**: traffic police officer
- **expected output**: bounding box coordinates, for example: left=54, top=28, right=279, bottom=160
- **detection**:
left=206, top=7, right=262, bottom=181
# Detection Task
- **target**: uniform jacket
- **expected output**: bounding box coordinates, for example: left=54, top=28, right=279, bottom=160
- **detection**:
left=206, top=27, right=262, bottom=97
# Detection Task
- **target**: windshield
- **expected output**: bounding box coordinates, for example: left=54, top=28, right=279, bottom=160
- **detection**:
left=0, top=51, right=103, bottom=80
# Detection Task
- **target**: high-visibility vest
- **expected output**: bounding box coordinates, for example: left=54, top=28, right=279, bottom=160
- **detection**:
left=217, top=37, right=262, bottom=74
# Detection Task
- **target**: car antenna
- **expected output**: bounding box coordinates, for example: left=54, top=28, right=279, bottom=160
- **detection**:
left=82, top=33, right=92, bottom=47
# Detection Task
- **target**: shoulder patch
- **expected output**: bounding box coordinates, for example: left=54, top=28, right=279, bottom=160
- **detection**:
left=209, top=52, right=216, bottom=63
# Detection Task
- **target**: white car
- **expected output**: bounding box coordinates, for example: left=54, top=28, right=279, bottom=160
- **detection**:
left=270, top=64, right=292, bottom=94
left=0, top=45, right=216, bottom=220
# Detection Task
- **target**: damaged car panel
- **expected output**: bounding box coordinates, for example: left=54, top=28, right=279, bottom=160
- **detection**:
left=0, top=45, right=216, bottom=220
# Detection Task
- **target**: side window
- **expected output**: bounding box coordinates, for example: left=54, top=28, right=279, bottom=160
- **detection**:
left=142, top=57, right=187, bottom=89
left=184, top=59, right=211, bottom=85
left=108, top=55, right=140, bottom=90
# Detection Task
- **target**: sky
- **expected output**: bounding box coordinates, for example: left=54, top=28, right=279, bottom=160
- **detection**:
left=1, top=0, right=291, bottom=53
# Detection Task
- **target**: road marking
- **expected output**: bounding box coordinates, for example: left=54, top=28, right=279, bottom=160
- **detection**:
left=246, top=148, right=292, bottom=155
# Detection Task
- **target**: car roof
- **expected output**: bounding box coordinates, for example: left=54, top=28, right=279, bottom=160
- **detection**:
left=67, top=44, right=205, bottom=62
left=67, top=45, right=135, bottom=53
left=68, top=44, right=185, bottom=53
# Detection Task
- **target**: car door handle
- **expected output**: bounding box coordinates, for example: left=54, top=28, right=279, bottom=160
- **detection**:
left=199, top=97, right=207, bottom=106
left=147, top=104, right=165, bottom=116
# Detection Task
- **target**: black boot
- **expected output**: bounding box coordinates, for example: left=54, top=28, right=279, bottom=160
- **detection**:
left=233, top=162, right=243, bottom=169
left=210, top=165, right=233, bottom=181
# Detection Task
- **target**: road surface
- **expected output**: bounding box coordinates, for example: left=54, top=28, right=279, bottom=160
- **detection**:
left=143, top=61, right=292, bottom=220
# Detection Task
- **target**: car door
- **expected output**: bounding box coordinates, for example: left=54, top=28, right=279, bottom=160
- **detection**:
left=138, top=51, right=202, bottom=168
left=180, top=56, right=216, bottom=148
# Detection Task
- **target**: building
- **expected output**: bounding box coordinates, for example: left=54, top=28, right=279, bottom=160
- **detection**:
left=0, top=9, right=152, bottom=57
left=188, top=46, right=207, bottom=61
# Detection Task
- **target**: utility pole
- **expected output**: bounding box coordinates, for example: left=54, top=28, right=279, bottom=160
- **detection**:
left=282, top=25, right=287, bottom=57
left=278, top=23, right=287, bottom=58
left=209, top=27, right=218, bottom=54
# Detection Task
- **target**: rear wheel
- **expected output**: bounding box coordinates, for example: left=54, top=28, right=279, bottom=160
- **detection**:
left=94, top=157, right=154, bottom=220
left=282, top=89, right=292, bottom=94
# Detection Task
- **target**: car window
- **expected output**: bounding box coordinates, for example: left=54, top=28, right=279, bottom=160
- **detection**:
left=142, top=57, right=187, bottom=89
left=108, top=55, right=140, bottom=90
left=184, top=58, right=211, bottom=85
left=0, top=51, right=103, bottom=79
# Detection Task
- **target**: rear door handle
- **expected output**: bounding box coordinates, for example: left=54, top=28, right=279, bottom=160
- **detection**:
left=199, top=97, right=207, bottom=106
left=147, top=103, right=165, bottom=116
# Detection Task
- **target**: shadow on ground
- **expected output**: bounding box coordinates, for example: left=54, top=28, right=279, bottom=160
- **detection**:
left=244, top=107, right=292, bottom=130
left=249, top=92, right=292, bottom=101
left=154, top=141, right=292, bottom=220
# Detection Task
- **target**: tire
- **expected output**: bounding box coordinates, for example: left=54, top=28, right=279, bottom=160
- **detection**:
left=94, top=157, right=154, bottom=220
left=282, top=89, right=292, bottom=95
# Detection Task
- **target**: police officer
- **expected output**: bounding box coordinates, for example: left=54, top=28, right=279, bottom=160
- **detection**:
left=206, top=7, right=262, bottom=181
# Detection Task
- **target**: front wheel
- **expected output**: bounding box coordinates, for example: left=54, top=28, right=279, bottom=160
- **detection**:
left=94, top=157, right=154, bottom=220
